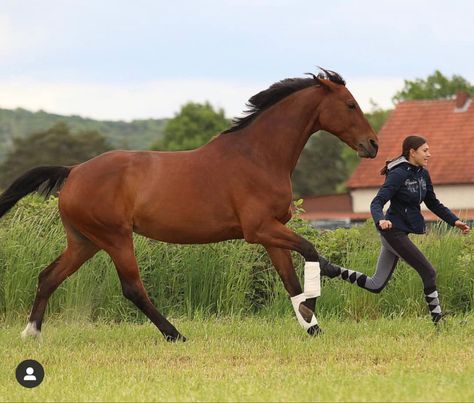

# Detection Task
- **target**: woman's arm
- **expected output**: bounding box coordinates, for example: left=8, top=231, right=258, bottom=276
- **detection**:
left=423, top=172, right=460, bottom=226
left=370, top=170, right=404, bottom=228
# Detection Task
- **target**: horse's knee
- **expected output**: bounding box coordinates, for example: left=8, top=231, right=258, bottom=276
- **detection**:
left=121, top=281, right=145, bottom=304
left=36, top=256, right=63, bottom=295
left=299, top=239, right=319, bottom=262
left=122, top=283, right=138, bottom=301
left=37, top=269, right=48, bottom=285
left=37, top=270, right=55, bottom=297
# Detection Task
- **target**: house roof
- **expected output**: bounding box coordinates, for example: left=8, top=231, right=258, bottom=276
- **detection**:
left=347, top=94, right=474, bottom=189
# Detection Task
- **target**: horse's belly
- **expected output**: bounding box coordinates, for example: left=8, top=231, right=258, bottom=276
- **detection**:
left=133, top=215, right=243, bottom=244
left=134, top=226, right=243, bottom=244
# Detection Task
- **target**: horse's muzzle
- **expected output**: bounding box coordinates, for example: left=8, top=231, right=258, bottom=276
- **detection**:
left=357, top=139, right=378, bottom=158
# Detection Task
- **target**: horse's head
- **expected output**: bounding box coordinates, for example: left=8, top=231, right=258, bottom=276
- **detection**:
left=310, top=69, right=379, bottom=158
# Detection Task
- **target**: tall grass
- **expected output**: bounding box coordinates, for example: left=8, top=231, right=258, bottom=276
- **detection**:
left=0, top=196, right=473, bottom=322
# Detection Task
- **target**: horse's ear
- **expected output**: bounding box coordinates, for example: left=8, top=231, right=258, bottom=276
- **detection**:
left=305, top=73, right=332, bottom=91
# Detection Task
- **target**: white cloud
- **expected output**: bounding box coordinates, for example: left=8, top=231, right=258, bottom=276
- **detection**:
left=0, top=76, right=405, bottom=121
left=348, top=76, right=405, bottom=111
left=0, top=13, right=47, bottom=58
left=0, top=78, right=262, bottom=120
left=0, top=15, right=16, bottom=57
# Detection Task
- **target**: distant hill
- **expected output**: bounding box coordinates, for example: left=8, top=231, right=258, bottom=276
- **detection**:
left=0, top=108, right=168, bottom=161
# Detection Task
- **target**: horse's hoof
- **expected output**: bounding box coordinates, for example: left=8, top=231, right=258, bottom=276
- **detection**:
left=21, top=322, right=42, bottom=340
left=165, top=333, right=187, bottom=342
left=307, top=324, right=323, bottom=336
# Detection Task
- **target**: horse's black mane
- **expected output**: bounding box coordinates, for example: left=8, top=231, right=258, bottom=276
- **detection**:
left=222, top=68, right=345, bottom=134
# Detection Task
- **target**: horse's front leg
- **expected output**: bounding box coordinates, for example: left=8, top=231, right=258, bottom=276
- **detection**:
left=244, top=219, right=322, bottom=335
left=265, top=246, right=321, bottom=335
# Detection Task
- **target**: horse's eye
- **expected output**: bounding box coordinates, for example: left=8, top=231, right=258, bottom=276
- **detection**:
left=347, top=101, right=356, bottom=110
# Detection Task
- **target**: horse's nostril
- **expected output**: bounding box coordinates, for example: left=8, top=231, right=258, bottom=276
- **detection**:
left=370, top=139, right=379, bottom=150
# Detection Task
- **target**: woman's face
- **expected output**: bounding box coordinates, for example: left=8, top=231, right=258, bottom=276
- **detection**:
left=409, top=142, right=431, bottom=167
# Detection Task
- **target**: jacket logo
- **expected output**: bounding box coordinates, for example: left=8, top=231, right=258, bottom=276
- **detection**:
left=420, top=178, right=427, bottom=191
left=404, top=179, right=418, bottom=193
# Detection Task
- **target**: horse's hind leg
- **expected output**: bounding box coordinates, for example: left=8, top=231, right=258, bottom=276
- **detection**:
left=105, top=236, right=185, bottom=342
left=21, top=236, right=99, bottom=339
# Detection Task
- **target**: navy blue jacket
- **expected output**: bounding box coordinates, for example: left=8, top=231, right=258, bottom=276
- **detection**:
left=370, top=157, right=459, bottom=234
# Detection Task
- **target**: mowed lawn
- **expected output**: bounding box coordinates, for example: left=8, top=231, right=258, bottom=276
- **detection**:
left=1, top=315, right=474, bottom=402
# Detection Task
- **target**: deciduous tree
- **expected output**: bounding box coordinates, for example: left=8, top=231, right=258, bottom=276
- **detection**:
left=393, top=70, right=474, bottom=102
left=0, top=122, right=111, bottom=189
left=151, top=102, right=229, bottom=151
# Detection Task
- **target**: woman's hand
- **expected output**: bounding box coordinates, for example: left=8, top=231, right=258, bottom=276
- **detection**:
left=454, top=220, right=470, bottom=234
left=378, top=220, right=393, bottom=230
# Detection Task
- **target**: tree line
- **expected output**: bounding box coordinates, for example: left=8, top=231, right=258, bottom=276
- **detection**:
left=0, top=108, right=167, bottom=161
left=0, top=70, right=472, bottom=194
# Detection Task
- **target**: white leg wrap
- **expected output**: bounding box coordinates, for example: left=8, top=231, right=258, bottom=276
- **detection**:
left=291, top=293, right=318, bottom=330
left=21, top=321, right=41, bottom=340
left=304, top=261, right=321, bottom=298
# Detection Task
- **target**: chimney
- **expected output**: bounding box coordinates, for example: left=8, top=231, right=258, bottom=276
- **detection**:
left=454, top=90, right=471, bottom=111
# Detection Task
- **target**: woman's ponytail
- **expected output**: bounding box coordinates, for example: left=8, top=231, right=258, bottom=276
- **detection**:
left=380, top=157, right=400, bottom=176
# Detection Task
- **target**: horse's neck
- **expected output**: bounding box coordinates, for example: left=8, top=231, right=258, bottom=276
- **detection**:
left=241, top=93, right=321, bottom=174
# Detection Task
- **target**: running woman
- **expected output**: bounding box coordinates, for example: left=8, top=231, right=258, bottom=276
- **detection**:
left=319, top=135, right=470, bottom=324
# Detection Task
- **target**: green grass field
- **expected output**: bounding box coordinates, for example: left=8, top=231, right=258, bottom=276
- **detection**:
left=1, top=315, right=474, bottom=402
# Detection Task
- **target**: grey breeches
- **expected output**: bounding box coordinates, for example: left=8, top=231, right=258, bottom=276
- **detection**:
left=362, top=229, right=437, bottom=293
left=362, top=236, right=399, bottom=293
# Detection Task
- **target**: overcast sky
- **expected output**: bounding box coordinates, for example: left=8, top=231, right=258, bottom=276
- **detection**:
left=1, top=0, right=473, bottom=121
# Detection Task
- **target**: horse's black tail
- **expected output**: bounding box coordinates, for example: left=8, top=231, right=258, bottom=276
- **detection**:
left=0, top=166, right=71, bottom=219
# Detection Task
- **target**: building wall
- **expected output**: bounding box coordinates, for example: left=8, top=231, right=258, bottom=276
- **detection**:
left=351, top=184, right=474, bottom=213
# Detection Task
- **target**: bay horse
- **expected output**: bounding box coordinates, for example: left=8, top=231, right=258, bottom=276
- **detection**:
left=0, top=68, right=378, bottom=341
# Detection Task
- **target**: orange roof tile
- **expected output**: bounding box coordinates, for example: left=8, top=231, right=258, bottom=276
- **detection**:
left=347, top=97, right=474, bottom=189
